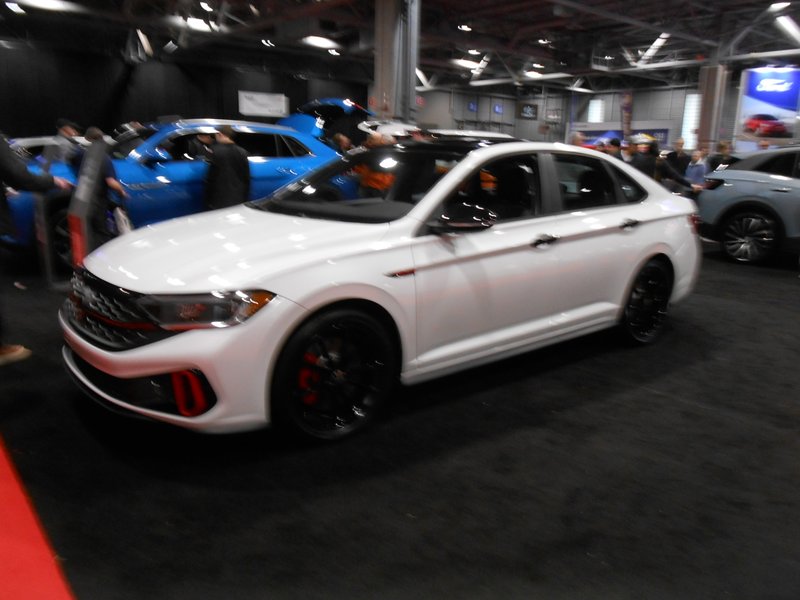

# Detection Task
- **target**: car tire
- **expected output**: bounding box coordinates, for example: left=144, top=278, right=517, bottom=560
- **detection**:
left=620, top=258, right=673, bottom=345
left=271, top=308, right=398, bottom=441
left=720, top=210, right=779, bottom=264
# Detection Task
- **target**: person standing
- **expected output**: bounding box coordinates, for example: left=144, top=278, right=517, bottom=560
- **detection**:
left=685, top=150, right=709, bottom=186
left=42, top=118, right=81, bottom=168
left=204, top=125, right=250, bottom=211
left=0, top=132, right=70, bottom=365
left=665, top=138, right=691, bottom=175
left=620, top=140, right=636, bottom=163
left=73, top=127, right=129, bottom=244
left=606, top=137, right=622, bottom=159
left=706, top=141, right=737, bottom=172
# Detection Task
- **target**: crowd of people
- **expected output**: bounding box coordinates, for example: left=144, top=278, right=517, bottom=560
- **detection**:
left=571, top=133, right=759, bottom=196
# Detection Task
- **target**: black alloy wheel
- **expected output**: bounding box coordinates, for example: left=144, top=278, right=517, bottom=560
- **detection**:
left=272, top=308, right=397, bottom=441
left=621, top=259, right=673, bottom=345
left=720, top=211, right=778, bottom=264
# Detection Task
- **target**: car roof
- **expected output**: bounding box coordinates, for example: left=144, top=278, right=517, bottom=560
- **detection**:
left=381, top=136, right=522, bottom=154
left=166, top=119, right=300, bottom=135
left=728, top=145, right=799, bottom=171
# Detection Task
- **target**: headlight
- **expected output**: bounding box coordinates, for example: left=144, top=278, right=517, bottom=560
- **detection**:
left=139, top=290, right=275, bottom=330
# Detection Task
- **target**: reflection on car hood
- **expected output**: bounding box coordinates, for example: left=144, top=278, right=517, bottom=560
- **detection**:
left=84, top=206, right=388, bottom=294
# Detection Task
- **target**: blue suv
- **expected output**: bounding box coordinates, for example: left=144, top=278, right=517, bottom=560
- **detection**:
left=2, top=118, right=343, bottom=262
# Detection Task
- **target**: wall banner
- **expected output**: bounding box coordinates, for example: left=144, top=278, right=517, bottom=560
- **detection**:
left=238, top=91, right=289, bottom=118
left=736, top=68, right=799, bottom=140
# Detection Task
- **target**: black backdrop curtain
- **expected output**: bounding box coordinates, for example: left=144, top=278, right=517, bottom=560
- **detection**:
left=0, top=46, right=367, bottom=138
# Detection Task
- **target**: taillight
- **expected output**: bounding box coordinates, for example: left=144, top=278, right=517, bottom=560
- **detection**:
left=688, top=213, right=701, bottom=234
left=704, top=178, right=725, bottom=190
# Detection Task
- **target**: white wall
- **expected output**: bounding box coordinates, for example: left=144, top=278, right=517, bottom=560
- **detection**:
left=415, top=89, right=568, bottom=141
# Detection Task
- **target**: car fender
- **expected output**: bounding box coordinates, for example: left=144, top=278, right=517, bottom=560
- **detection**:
left=263, top=249, right=418, bottom=378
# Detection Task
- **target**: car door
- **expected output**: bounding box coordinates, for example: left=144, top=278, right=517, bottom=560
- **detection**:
left=534, top=151, right=656, bottom=328
left=237, top=133, right=325, bottom=199
left=411, top=153, right=567, bottom=371
left=119, top=133, right=208, bottom=227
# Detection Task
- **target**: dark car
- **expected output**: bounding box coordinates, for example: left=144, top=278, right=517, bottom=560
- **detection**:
left=697, top=146, right=800, bottom=263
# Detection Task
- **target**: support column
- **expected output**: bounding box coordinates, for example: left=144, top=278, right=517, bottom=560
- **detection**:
left=373, top=0, right=420, bottom=121
left=697, top=64, right=730, bottom=151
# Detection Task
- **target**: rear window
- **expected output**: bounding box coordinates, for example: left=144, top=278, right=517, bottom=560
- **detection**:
left=731, top=151, right=799, bottom=178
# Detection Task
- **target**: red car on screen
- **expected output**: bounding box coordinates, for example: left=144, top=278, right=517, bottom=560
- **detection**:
left=744, top=114, right=788, bottom=137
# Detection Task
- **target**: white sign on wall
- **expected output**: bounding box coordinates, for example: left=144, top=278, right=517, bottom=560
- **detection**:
left=238, top=91, right=289, bottom=117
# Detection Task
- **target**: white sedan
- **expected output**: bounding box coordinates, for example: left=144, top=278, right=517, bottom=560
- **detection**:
left=60, top=139, right=701, bottom=440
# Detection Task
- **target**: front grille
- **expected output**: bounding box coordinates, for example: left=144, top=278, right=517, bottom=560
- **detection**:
left=63, top=269, right=175, bottom=351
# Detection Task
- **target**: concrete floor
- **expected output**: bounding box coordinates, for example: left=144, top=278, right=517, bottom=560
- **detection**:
left=1, top=243, right=799, bottom=599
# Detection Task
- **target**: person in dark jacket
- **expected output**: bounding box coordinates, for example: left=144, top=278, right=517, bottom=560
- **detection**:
left=632, top=140, right=702, bottom=194
left=42, top=118, right=81, bottom=169
left=0, top=132, right=70, bottom=365
left=204, top=125, right=250, bottom=211
left=706, top=140, right=738, bottom=172
left=665, top=137, right=691, bottom=175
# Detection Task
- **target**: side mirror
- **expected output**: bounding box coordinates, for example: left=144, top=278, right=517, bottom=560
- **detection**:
left=427, top=198, right=496, bottom=234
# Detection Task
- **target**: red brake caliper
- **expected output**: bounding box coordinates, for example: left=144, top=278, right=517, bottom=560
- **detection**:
left=298, top=352, right=321, bottom=405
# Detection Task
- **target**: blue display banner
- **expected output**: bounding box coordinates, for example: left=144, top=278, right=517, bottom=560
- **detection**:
left=744, top=68, right=800, bottom=112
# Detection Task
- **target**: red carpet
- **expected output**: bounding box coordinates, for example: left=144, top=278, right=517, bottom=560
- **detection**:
left=0, top=438, right=74, bottom=600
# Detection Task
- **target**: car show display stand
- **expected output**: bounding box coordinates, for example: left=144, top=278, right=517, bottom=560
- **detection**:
left=66, top=140, right=109, bottom=267
left=33, top=190, right=70, bottom=290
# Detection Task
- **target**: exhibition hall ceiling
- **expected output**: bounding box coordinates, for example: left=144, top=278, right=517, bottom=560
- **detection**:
left=2, top=0, right=800, bottom=93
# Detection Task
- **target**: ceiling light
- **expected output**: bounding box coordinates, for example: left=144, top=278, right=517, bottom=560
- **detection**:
left=776, top=14, right=800, bottom=44
left=638, top=32, right=670, bottom=64
left=538, top=38, right=550, bottom=45
left=185, top=17, right=213, bottom=31
left=328, top=48, right=340, bottom=56
left=6, top=2, right=25, bottom=13
left=457, top=24, right=472, bottom=32
left=200, top=1, right=213, bottom=11
left=468, top=49, right=481, bottom=55
left=261, top=39, right=275, bottom=47
left=13, top=0, right=81, bottom=11
left=531, top=63, right=544, bottom=69
left=452, top=58, right=481, bottom=69
left=136, top=29, right=153, bottom=56
left=301, top=35, right=339, bottom=49
left=163, top=40, right=178, bottom=53
left=525, top=70, right=543, bottom=78
left=769, top=2, right=791, bottom=12
left=470, top=53, right=491, bottom=78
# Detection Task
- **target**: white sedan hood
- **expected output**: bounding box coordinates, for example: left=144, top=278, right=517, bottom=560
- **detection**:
left=84, top=206, right=391, bottom=293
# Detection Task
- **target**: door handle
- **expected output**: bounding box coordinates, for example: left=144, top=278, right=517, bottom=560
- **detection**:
left=531, top=234, right=559, bottom=248
left=770, top=187, right=791, bottom=193
left=620, top=218, right=640, bottom=230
